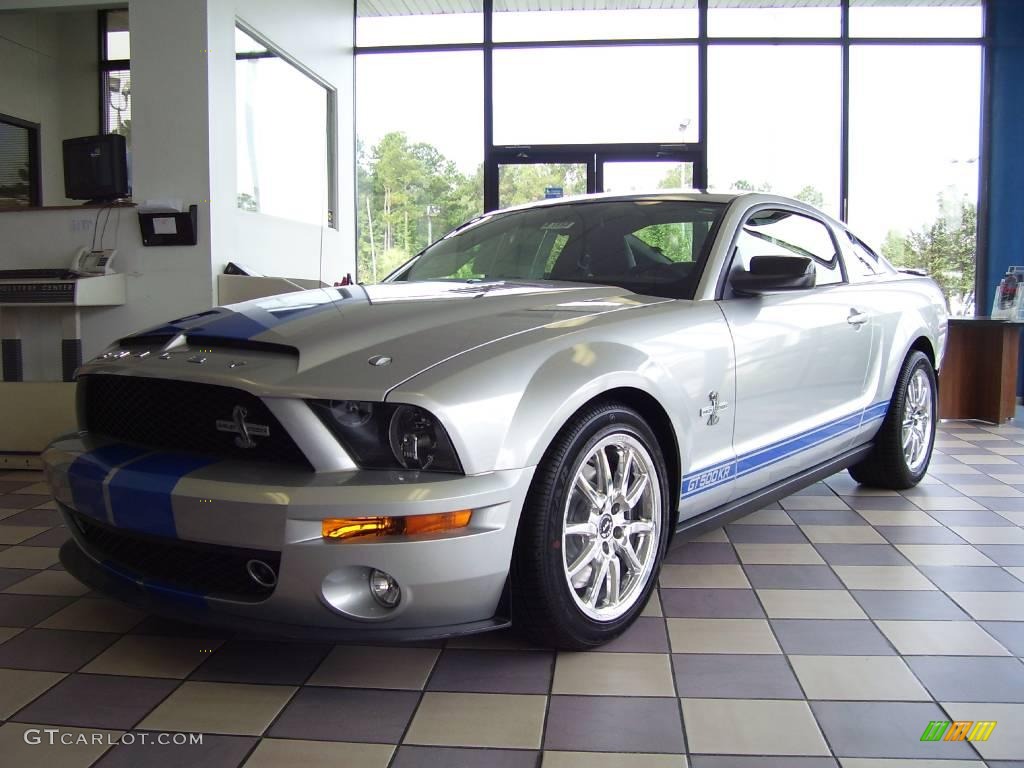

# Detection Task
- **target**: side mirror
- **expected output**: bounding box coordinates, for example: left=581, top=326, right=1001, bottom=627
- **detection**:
left=730, top=255, right=816, bottom=296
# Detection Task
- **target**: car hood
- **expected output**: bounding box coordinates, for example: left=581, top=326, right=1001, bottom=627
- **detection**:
left=120, top=281, right=668, bottom=401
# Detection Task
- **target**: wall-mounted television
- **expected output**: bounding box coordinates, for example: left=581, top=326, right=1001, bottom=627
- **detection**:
left=63, top=134, right=130, bottom=203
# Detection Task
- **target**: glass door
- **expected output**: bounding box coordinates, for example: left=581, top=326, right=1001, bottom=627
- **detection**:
left=600, top=160, right=694, bottom=194
left=597, top=152, right=701, bottom=194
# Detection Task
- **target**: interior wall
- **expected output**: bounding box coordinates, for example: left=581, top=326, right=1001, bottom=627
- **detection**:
left=0, top=206, right=212, bottom=378
left=127, top=0, right=218, bottom=314
left=0, top=7, right=99, bottom=205
left=206, top=0, right=355, bottom=289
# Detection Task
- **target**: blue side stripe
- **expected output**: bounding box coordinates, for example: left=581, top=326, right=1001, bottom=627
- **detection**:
left=67, top=444, right=150, bottom=522
left=681, top=400, right=890, bottom=499
left=735, top=412, right=863, bottom=478
left=108, top=453, right=218, bottom=538
left=862, top=401, right=890, bottom=422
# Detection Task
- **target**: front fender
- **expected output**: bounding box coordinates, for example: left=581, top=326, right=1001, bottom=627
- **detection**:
left=502, top=342, right=689, bottom=470
left=387, top=335, right=688, bottom=475
left=386, top=301, right=732, bottom=480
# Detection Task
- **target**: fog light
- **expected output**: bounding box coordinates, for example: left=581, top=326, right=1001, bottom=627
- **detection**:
left=368, top=568, right=401, bottom=608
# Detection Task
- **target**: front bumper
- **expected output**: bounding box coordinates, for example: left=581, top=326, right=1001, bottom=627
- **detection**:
left=44, top=433, right=535, bottom=639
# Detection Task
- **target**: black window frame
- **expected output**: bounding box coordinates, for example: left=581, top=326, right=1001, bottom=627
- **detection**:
left=0, top=112, right=42, bottom=208
left=354, top=0, right=989, bottom=305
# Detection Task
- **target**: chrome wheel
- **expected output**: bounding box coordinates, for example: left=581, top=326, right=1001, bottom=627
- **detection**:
left=561, top=434, right=662, bottom=622
left=901, top=367, right=933, bottom=474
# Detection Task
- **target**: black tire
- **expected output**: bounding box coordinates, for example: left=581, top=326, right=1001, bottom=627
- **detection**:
left=510, top=401, right=670, bottom=650
left=849, top=350, right=937, bottom=490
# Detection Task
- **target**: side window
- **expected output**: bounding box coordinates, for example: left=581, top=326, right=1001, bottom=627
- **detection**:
left=734, top=209, right=843, bottom=287
left=630, top=222, right=695, bottom=263
left=845, top=232, right=889, bottom=279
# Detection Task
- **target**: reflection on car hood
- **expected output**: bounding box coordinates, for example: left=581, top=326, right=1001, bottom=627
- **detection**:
left=123, top=281, right=668, bottom=400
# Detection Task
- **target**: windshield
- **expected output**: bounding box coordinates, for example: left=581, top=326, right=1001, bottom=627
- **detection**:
left=388, top=199, right=726, bottom=300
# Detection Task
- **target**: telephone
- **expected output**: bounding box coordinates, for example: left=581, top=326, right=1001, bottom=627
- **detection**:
left=71, top=247, right=117, bottom=276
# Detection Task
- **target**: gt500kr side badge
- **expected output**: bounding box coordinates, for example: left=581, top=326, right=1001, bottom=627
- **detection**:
left=699, top=391, right=729, bottom=426
left=216, top=405, right=270, bottom=448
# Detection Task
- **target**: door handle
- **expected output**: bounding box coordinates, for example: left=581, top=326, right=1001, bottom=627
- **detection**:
left=847, top=308, right=869, bottom=326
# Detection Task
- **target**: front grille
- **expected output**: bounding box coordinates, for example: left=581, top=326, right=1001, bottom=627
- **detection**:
left=80, top=374, right=312, bottom=470
left=70, top=510, right=279, bottom=601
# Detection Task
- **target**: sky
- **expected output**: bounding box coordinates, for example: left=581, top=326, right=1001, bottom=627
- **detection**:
left=356, top=4, right=983, bottom=250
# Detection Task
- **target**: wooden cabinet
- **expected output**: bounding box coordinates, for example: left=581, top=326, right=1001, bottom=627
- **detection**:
left=938, top=318, right=1022, bottom=424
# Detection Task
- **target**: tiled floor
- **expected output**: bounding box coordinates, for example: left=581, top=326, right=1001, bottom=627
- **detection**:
left=2, top=421, right=1024, bottom=767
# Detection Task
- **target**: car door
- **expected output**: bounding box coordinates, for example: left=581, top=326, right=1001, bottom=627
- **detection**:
left=716, top=206, right=875, bottom=498
left=836, top=230, right=893, bottom=444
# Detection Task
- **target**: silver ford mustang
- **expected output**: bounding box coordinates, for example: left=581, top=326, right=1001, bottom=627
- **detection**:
left=44, top=192, right=947, bottom=649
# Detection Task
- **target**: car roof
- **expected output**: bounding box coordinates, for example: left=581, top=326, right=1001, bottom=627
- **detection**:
left=498, top=190, right=812, bottom=213
left=495, top=190, right=846, bottom=231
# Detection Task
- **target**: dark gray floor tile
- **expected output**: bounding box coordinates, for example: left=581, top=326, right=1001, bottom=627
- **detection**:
left=980, top=622, right=1024, bottom=655
left=592, top=616, right=669, bottom=653
left=191, top=639, right=330, bottom=686
left=928, top=509, right=1020, bottom=526
left=726, top=525, right=808, bottom=543
left=815, top=544, right=911, bottom=565
left=672, top=653, right=803, bottom=698
left=690, top=759, right=838, bottom=768
left=1, top=508, right=62, bottom=527
left=977, top=545, right=1024, bottom=566
left=544, top=695, right=685, bottom=753
left=664, top=542, right=738, bottom=564
left=790, top=483, right=836, bottom=496
left=0, top=567, right=31, bottom=590
left=906, top=656, right=1024, bottom=703
left=0, top=481, right=34, bottom=494
left=0, top=495, right=47, bottom=511
left=771, top=619, right=896, bottom=655
left=810, top=701, right=976, bottom=758
left=268, top=687, right=419, bottom=742
left=851, top=590, right=970, bottom=620
left=659, top=588, right=764, bottom=618
left=919, top=565, right=1024, bottom=591
left=391, top=746, right=537, bottom=768
left=0, top=628, right=118, bottom=671
left=130, top=616, right=228, bottom=638
left=427, top=649, right=553, bottom=694
left=20, top=527, right=70, bottom=547
left=93, top=733, right=256, bottom=768
left=977, top=496, right=1024, bottom=511
left=12, top=673, right=178, bottom=728
left=0, top=594, right=74, bottom=627
left=876, top=526, right=967, bottom=544
left=744, top=565, right=844, bottom=590
left=786, top=509, right=869, bottom=526
left=846, top=496, right=921, bottom=511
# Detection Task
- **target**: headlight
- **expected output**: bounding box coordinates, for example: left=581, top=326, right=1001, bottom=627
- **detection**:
left=308, top=400, right=462, bottom=473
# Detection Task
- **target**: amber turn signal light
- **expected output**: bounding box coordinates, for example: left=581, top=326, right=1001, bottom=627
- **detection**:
left=322, top=510, right=472, bottom=541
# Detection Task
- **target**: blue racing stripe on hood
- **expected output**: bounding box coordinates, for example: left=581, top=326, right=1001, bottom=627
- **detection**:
left=186, top=312, right=269, bottom=341
left=108, top=452, right=219, bottom=538
left=67, top=444, right=150, bottom=522
left=128, top=290, right=351, bottom=342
